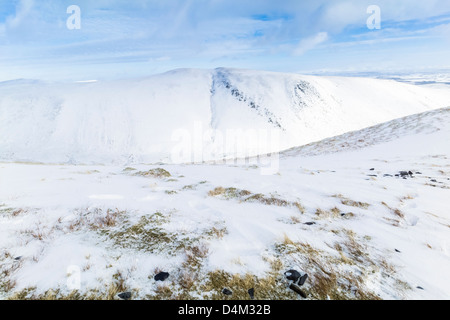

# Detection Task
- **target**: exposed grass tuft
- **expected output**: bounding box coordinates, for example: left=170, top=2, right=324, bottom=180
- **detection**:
left=134, top=168, right=171, bottom=179
left=275, top=235, right=388, bottom=300
left=209, top=187, right=305, bottom=213
left=68, top=208, right=127, bottom=232
left=381, top=202, right=405, bottom=219
left=333, top=194, right=370, bottom=209
left=315, top=207, right=347, bottom=220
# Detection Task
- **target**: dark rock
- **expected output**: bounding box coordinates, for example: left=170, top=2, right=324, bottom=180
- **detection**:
left=14, top=256, right=22, bottom=261
left=400, top=171, right=409, bottom=177
left=408, top=171, right=413, bottom=175
left=298, top=273, right=308, bottom=286
left=304, top=222, right=316, bottom=226
left=395, top=249, right=401, bottom=253
left=284, top=269, right=301, bottom=282
left=430, top=179, right=437, bottom=183
left=222, top=288, right=233, bottom=296
left=415, top=172, right=422, bottom=175
left=154, top=272, right=170, bottom=282
left=395, top=174, right=400, bottom=177
left=289, top=283, right=307, bottom=298
left=417, top=286, right=424, bottom=290
left=118, top=292, right=132, bottom=300
left=383, top=174, right=393, bottom=177
left=367, top=175, right=378, bottom=177
left=370, top=168, right=375, bottom=171
left=248, top=288, right=255, bottom=300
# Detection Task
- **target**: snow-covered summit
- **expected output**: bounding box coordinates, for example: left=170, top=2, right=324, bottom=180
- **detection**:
left=1, top=68, right=449, bottom=164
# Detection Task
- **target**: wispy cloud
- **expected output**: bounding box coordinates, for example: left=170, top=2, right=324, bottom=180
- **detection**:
left=294, top=32, right=329, bottom=56
left=6, top=0, right=34, bottom=28
left=0, top=0, right=449, bottom=80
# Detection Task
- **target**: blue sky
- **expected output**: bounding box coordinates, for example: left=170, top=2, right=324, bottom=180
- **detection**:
left=1, top=0, right=450, bottom=81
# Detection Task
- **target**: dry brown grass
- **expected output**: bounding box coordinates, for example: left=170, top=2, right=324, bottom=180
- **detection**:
left=205, top=225, right=228, bottom=239
left=315, top=207, right=348, bottom=220
left=134, top=168, right=171, bottom=179
left=0, top=251, right=22, bottom=294
left=381, top=202, right=405, bottom=219
left=21, top=223, right=54, bottom=241
left=289, top=216, right=302, bottom=224
left=67, top=208, right=127, bottom=232
left=275, top=234, right=385, bottom=300
left=106, top=213, right=175, bottom=253
left=293, top=202, right=306, bottom=214
left=341, top=199, right=370, bottom=209
left=209, top=187, right=305, bottom=213
left=333, top=194, right=370, bottom=209
left=9, top=279, right=131, bottom=300
left=0, top=207, right=28, bottom=218
left=183, top=244, right=210, bottom=271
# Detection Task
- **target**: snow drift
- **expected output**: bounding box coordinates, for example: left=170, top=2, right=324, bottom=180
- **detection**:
left=0, top=68, right=449, bottom=164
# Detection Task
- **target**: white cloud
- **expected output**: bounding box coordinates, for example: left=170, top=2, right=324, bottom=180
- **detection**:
left=1, top=0, right=449, bottom=80
left=6, top=0, right=34, bottom=28
left=294, top=32, right=329, bottom=56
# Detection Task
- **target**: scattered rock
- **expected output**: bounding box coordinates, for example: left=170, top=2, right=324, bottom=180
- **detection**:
left=154, top=272, right=170, bottom=282
left=399, top=171, right=414, bottom=177
left=298, top=273, right=308, bottom=286
left=118, top=292, right=132, bottom=300
left=289, top=283, right=307, bottom=298
left=248, top=288, right=255, bottom=300
left=304, top=222, right=316, bottom=226
left=285, top=269, right=301, bottom=283
left=222, top=288, right=233, bottom=296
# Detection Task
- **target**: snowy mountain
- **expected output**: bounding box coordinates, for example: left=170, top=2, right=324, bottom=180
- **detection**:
left=1, top=68, right=449, bottom=164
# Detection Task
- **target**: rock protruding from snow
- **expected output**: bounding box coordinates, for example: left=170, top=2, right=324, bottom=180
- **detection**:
left=248, top=288, right=255, bottom=300
left=118, top=292, right=132, bottom=300
left=289, top=283, right=308, bottom=298
left=222, top=288, right=233, bottom=296
left=154, top=272, right=170, bottom=282
left=285, top=270, right=302, bottom=283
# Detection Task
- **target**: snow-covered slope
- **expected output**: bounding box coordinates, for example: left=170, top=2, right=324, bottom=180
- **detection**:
left=1, top=107, right=449, bottom=300
left=281, top=106, right=450, bottom=158
left=1, top=68, right=449, bottom=164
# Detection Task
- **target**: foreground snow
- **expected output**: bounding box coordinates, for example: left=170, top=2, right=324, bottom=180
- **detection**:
left=1, top=107, right=449, bottom=300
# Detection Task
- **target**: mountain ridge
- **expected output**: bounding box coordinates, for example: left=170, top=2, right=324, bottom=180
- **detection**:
left=1, top=68, right=449, bottom=164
